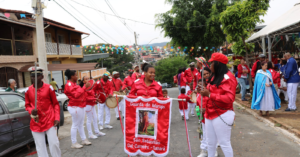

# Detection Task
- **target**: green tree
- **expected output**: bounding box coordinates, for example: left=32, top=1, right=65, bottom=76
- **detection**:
left=155, top=57, right=188, bottom=84
left=155, top=0, right=234, bottom=59
left=220, top=0, right=269, bottom=87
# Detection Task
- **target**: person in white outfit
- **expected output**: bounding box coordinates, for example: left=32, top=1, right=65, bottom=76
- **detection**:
left=94, top=72, right=114, bottom=130
left=80, top=76, right=106, bottom=139
left=64, top=69, right=92, bottom=149
left=111, top=71, right=124, bottom=120
left=277, top=77, right=288, bottom=103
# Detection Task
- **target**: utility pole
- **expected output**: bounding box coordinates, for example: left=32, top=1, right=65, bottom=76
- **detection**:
left=134, top=32, right=142, bottom=73
left=33, top=0, right=49, bottom=83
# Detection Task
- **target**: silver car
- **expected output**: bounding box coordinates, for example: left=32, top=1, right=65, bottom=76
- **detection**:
left=0, top=92, right=64, bottom=156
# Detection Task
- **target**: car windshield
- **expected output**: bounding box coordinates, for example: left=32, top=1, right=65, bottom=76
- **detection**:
left=162, top=83, right=167, bottom=86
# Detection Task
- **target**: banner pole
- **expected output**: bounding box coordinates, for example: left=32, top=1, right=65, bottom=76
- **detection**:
left=181, top=102, right=192, bottom=157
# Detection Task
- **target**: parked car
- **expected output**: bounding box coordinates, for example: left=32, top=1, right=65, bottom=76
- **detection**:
left=56, top=93, right=69, bottom=111
left=161, top=83, right=172, bottom=88
left=0, top=92, right=64, bottom=156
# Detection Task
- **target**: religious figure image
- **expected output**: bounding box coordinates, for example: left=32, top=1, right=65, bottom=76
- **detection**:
left=138, top=110, right=156, bottom=137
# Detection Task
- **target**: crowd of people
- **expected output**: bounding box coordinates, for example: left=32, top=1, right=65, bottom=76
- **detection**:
left=6, top=51, right=298, bottom=157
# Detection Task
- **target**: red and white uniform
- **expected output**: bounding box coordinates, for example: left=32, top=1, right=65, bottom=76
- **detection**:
left=129, top=79, right=163, bottom=97
left=84, top=89, right=101, bottom=137
left=122, top=75, right=133, bottom=90
left=131, top=72, right=141, bottom=81
left=64, top=80, right=87, bottom=144
left=178, top=94, right=191, bottom=119
left=183, top=68, right=200, bottom=90
left=111, top=77, right=123, bottom=92
left=196, top=94, right=209, bottom=151
left=180, top=72, right=186, bottom=87
left=94, top=79, right=113, bottom=126
left=205, top=71, right=237, bottom=157
left=187, top=90, right=196, bottom=115
left=25, top=83, right=61, bottom=157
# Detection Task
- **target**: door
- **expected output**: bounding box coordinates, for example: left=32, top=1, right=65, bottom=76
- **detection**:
left=0, top=94, right=32, bottom=145
left=0, top=67, right=19, bottom=88
left=51, top=61, right=64, bottom=89
left=45, top=33, right=52, bottom=42
left=0, top=103, right=13, bottom=155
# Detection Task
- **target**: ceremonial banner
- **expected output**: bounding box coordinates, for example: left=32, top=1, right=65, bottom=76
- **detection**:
left=124, top=96, right=172, bottom=157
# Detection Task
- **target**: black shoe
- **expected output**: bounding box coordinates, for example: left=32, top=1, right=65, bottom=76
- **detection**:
left=242, top=98, right=248, bottom=101
left=182, top=116, right=184, bottom=120
left=117, top=117, right=120, bottom=120
left=285, top=108, right=292, bottom=111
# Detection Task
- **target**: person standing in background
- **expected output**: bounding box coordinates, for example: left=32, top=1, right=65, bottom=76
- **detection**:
left=111, top=71, right=123, bottom=120
left=237, top=58, right=250, bottom=101
left=183, top=62, right=199, bottom=92
left=50, top=78, right=59, bottom=92
left=283, top=53, right=300, bottom=111
left=251, top=54, right=266, bottom=82
left=5, top=79, right=17, bottom=92
left=132, top=65, right=141, bottom=81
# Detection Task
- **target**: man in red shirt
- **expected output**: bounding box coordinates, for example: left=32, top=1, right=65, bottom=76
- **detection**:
left=111, top=71, right=123, bottom=120
left=183, top=62, right=200, bottom=91
left=94, top=72, right=113, bottom=130
left=251, top=54, right=266, bottom=81
left=25, top=67, right=61, bottom=157
left=131, top=65, right=141, bottom=81
left=122, top=69, right=134, bottom=91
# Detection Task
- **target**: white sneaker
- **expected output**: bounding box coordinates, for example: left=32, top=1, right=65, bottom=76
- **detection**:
left=105, top=124, right=113, bottom=129
left=192, top=114, right=195, bottom=117
left=96, top=131, right=106, bottom=136
left=215, top=150, right=218, bottom=157
left=197, top=150, right=208, bottom=157
left=89, top=134, right=98, bottom=139
left=81, top=139, right=92, bottom=145
left=99, top=125, right=104, bottom=130
left=71, top=143, right=83, bottom=149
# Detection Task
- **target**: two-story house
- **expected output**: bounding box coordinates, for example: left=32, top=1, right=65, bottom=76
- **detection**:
left=0, top=8, right=108, bottom=89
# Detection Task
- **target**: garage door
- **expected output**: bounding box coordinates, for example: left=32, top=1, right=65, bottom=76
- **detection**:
left=52, top=71, right=63, bottom=89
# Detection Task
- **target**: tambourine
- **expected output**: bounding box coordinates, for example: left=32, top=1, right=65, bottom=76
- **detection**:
left=85, top=80, right=95, bottom=91
left=97, top=92, right=107, bottom=104
left=106, top=97, right=118, bottom=108
left=190, top=92, right=197, bottom=103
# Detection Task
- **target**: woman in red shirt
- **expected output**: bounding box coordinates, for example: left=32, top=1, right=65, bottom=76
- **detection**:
left=129, top=64, right=163, bottom=97
left=64, top=69, right=92, bottom=149
left=267, top=61, right=280, bottom=90
left=200, top=53, right=237, bottom=157
left=237, top=58, right=250, bottom=101
left=79, top=76, right=106, bottom=139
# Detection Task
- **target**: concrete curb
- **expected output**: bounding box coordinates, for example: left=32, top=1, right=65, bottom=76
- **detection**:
left=233, top=101, right=300, bottom=146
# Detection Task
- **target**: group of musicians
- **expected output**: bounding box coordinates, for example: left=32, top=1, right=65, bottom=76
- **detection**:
left=24, top=53, right=237, bottom=157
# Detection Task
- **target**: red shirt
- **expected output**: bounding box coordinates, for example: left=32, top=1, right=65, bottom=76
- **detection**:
left=85, top=89, right=96, bottom=106
left=131, top=72, right=141, bottom=81
left=178, top=94, right=191, bottom=110
left=205, top=71, right=237, bottom=120
left=111, top=78, right=123, bottom=92
left=64, top=80, right=86, bottom=108
left=183, top=68, right=200, bottom=90
left=187, top=90, right=193, bottom=96
left=25, top=83, right=60, bottom=132
left=129, top=79, right=163, bottom=97
left=269, top=69, right=280, bottom=86
left=251, top=60, right=260, bottom=78
left=93, top=78, right=113, bottom=96
left=122, top=75, right=133, bottom=90
left=197, top=95, right=209, bottom=123
left=237, top=64, right=250, bottom=78
left=180, top=72, right=186, bottom=87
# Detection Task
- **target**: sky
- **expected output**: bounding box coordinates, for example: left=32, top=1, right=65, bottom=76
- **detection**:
left=1, top=0, right=299, bottom=46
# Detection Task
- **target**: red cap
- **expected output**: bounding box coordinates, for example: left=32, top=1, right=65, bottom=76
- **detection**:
left=208, top=53, right=228, bottom=65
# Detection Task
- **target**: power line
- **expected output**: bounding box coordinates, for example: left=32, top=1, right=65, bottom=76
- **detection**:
left=53, top=0, right=109, bottom=43
left=69, top=0, right=217, bottom=29
left=63, top=0, right=121, bottom=44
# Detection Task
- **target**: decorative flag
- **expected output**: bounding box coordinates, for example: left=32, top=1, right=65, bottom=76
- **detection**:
left=20, top=14, right=26, bottom=18
left=4, top=13, right=10, bottom=18
left=124, top=96, right=172, bottom=156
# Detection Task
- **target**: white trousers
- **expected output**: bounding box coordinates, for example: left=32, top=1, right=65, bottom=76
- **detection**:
left=179, top=109, right=189, bottom=119
left=32, top=126, right=61, bottom=157
left=98, top=103, right=111, bottom=125
left=188, top=102, right=196, bottom=115
left=85, top=105, right=100, bottom=136
left=287, top=83, right=298, bottom=110
left=277, top=89, right=288, bottom=101
left=206, top=110, right=235, bottom=157
left=200, top=122, right=207, bottom=150
left=68, top=106, right=86, bottom=144
left=115, top=98, right=125, bottom=118
left=185, top=85, right=191, bottom=95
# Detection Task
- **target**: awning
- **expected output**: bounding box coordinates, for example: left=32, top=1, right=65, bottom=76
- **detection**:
left=19, top=63, right=98, bottom=72
left=46, top=22, right=90, bottom=35
left=247, top=2, right=300, bottom=43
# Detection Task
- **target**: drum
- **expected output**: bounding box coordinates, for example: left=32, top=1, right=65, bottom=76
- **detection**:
left=97, top=92, right=107, bottom=104
left=85, top=80, right=95, bottom=91
left=190, top=92, right=197, bottom=103
left=106, top=97, right=118, bottom=108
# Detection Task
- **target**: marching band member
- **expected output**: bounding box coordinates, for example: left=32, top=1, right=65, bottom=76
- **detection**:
left=94, top=72, right=114, bottom=130
left=183, top=62, right=200, bottom=91
left=132, top=65, right=141, bottom=81
left=178, top=88, right=191, bottom=120
left=25, top=67, right=61, bottom=157
left=64, top=69, right=92, bottom=149
left=129, top=64, right=163, bottom=97
left=200, top=53, right=237, bottom=157
left=122, top=69, right=134, bottom=91
left=111, top=71, right=123, bottom=120
left=80, top=76, right=106, bottom=139
left=187, top=82, right=196, bottom=116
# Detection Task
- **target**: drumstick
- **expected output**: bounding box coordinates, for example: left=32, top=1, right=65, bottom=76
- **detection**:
left=113, top=94, right=186, bottom=101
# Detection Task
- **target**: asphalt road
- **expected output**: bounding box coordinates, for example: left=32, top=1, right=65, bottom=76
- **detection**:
left=7, top=87, right=300, bottom=157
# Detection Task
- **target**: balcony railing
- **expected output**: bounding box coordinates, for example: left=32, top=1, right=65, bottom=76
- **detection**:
left=46, top=42, right=82, bottom=55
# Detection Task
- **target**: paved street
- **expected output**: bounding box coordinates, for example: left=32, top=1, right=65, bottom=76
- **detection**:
left=8, top=87, right=300, bottom=157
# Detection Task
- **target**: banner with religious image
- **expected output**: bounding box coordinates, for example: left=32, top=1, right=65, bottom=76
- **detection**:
left=124, top=96, right=172, bottom=157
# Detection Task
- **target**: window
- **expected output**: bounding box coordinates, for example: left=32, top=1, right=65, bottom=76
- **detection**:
left=0, top=95, right=26, bottom=113
left=0, top=39, right=13, bottom=55
left=45, top=33, right=51, bottom=42
left=15, top=41, right=33, bottom=55
left=58, top=35, right=65, bottom=44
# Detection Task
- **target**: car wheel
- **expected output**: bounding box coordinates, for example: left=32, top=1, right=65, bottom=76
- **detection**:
left=59, top=102, right=65, bottom=126
left=63, top=100, right=69, bottom=111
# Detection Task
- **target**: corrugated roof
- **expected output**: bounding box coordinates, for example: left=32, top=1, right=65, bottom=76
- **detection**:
left=0, top=13, right=36, bottom=28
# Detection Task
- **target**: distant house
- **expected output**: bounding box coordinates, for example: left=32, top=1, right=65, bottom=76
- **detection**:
left=0, top=8, right=108, bottom=88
